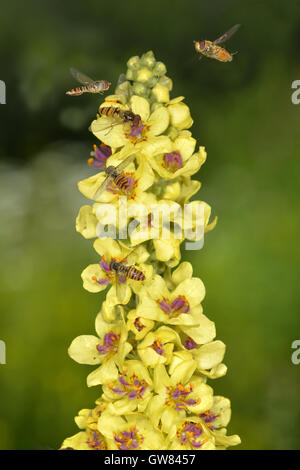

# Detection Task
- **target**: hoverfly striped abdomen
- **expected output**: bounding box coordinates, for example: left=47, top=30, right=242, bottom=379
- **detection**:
left=110, top=260, right=145, bottom=282
left=99, top=107, right=141, bottom=126
left=114, top=173, right=130, bottom=191
left=66, top=86, right=87, bottom=96
left=99, top=106, right=122, bottom=119
left=105, top=165, right=130, bottom=192
left=126, top=266, right=146, bottom=281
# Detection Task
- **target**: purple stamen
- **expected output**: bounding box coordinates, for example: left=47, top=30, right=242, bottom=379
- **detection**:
left=96, top=332, right=120, bottom=355
left=163, top=151, right=183, bottom=172
left=183, top=337, right=197, bottom=350
left=158, top=296, right=190, bottom=318
left=88, top=143, right=112, bottom=169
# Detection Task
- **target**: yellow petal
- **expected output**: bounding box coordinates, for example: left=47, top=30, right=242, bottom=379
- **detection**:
left=81, top=264, right=108, bottom=293
left=167, top=101, right=193, bottom=130
left=76, top=205, right=98, bottom=239
left=147, top=106, right=169, bottom=136
left=130, top=95, right=150, bottom=121
left=68, top=335, right=102, bottom=365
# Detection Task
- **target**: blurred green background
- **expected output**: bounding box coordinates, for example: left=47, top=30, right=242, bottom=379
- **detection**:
left=0, top=0, right=300, bottom=450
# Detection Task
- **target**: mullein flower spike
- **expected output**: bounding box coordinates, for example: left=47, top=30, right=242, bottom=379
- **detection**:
left=62, top=51, right=240, bottom=450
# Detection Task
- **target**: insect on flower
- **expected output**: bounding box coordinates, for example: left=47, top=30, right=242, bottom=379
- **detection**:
left=110, top=246, right=146, bottom=302
left=194, top=24, right=241, bottom=62
left=66, top=67, right=111, bottom=96
left=93, top=153, right=137, bottom=199
left=98, top=105, right=142, bottom=130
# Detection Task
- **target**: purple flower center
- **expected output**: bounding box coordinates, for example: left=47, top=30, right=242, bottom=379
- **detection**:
left=183, top=337, right=197, bottom=350
left=134, top=317, right=145, bottom=332
left=200, top=410, right=220, bottom=430
left=166, top=382, right=200, bottom=411
left=91, top=256, right=113, bottom=286
left=88, top=143, right=112, bottom=169
left=158, top=295, right=190, bottom=318
left=151, top=338, right=165, bottom=355
left=177, top=422, right=205, bottom=449
left=125, top=122, right=149, bottom=145
left=109, top=373, right=147, bottom=400
left=96, top=331, right=120, bottom=356
left=114, top=426, right=144, bottom=450
left=86, top=430, right=107, bottom=450
left=163, top=151, right=183, bottom=172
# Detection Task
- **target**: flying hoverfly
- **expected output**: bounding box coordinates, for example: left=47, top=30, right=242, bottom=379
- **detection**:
left=66, top=67, right=111, bottom=96
left=194, top=24, right=241, bottom=62
left=110, top=246, right=146, bottom=302
left=93, top=153, right=136, bottom=199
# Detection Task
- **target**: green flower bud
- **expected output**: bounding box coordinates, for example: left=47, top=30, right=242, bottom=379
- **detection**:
left=137, top=68, right=153, bottom=83
left=147, top=76, right=159, bottom=88
left=127, top=56, right=140, bottom=70
left=132, top=82, right=147, bottom=96
left=126, top=69, right=136, bottom=81
left=141, top=51, right=156, bottom=68
left=159, top=76, right=173, bottom=91
left=153, top=61, right=167, bottom=77
left=165, top=125, right=179, bottom=140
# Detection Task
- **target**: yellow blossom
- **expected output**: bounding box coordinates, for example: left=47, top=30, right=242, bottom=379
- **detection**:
left=147, top=364, right=213, bottom=433
left=68, top=313, right=132, bottom=386
left=97, top=412, right=166, bottom=450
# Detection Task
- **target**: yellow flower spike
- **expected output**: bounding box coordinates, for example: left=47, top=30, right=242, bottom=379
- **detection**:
left=64, top=51, right=240, bottom=450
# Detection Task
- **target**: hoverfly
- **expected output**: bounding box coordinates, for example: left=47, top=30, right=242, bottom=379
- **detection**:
left=93, top=153, right=136, bottom=199
left=194, top=24, right=241, bottom=62
left=110, top=246, right=146, bottom=302
left=66, top=67, right=111, bottom=96
left=98, top=105, right=141, bottom=128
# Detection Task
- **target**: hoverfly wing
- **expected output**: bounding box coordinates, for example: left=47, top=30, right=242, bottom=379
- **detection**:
left=114, top=153, right=136, bottom=173
left=213, top=24, right=241, bottom=45
left=70, top=67, right=94, bottom=84
left=93, top=174, right=110, bottom=199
